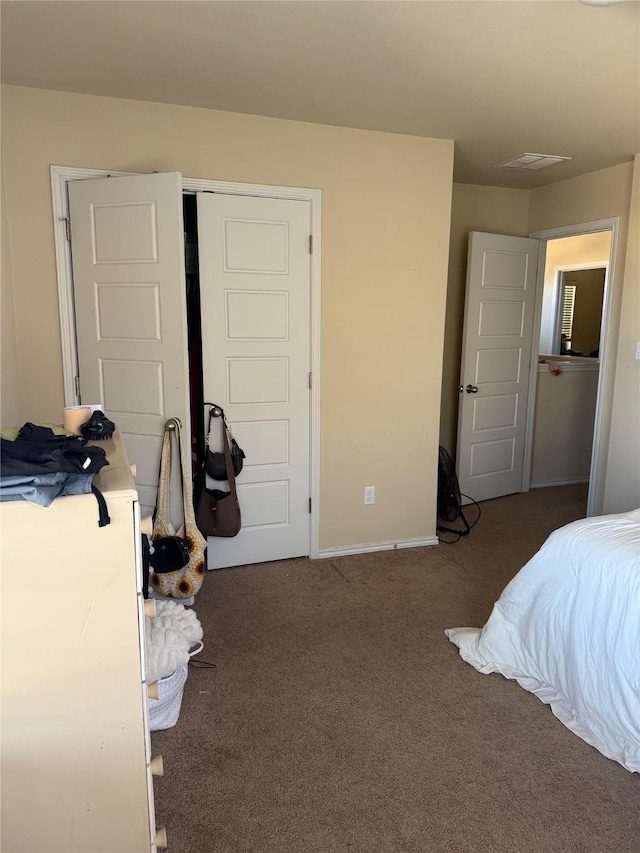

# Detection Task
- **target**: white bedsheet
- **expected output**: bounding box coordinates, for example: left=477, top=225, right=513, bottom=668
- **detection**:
left=446, top=509, right=640, bottom=772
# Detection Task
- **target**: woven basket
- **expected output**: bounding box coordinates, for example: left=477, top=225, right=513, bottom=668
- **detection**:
left=148, top=665, right=188, bottom=731
left=147, top=642, right=203, bottom=731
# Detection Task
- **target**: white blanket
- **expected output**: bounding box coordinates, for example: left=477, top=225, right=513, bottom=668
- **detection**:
left=145, top=599, right=204, bottom=683
left=446, top=509, right=640, bottom=772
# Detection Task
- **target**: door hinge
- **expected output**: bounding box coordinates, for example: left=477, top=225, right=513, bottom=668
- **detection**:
left=308, top=371, right=313, bottom=389
left=75, top=375, right=81, bottom=400
left=309, top=235, right=313, bottom=255
left=309, top=497, right=312, bottom=513
left=60, top=216, right=71, bottom=241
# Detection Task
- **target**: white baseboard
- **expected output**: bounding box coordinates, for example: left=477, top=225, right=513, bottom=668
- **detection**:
left=530, top=478, right=589, bottom=489
left=317, top=536, right=439, bottom=559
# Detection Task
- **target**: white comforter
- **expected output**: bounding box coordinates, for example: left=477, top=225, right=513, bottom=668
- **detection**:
left=446, top=509, right=640, bottom=772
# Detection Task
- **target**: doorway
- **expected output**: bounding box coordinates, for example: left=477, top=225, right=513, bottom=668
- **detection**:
left=454, top=219, right=619, bottom=519
left=526, top=219, right=620, bottom=518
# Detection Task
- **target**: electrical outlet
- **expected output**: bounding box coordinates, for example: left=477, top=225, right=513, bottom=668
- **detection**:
left=364, top=486, right=375, bottom=505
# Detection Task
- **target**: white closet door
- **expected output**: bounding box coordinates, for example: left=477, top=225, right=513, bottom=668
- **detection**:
left=68, top=172, right=190, bottom=518
left=197, top=192, right=311, bottom=569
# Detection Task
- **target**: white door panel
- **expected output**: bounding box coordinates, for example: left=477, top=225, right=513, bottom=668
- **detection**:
left=68, top=172, right=190, bottom=519
left=198, top=193, right=311, bottom=569
left=456, top=232, right=539, bottom=503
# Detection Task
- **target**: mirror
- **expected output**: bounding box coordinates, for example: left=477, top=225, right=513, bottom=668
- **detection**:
left=556, top=267, right=605, bottom=357
left=538, top=232, right=611, bottom=359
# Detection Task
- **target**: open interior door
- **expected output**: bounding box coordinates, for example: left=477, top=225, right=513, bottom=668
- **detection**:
left=456, top=231, right=539, bottom=503
left=68, top=172, right=190, bottom=518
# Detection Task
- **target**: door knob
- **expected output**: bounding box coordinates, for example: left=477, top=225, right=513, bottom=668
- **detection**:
left=465, top=384, right=479, bottom=394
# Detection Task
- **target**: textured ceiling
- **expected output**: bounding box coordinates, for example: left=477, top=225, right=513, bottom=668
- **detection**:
left=1, top=0, right=639, bottom=188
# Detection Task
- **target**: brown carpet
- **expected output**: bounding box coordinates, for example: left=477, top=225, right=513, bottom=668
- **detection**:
left=152, top=485, right=640, bottom=853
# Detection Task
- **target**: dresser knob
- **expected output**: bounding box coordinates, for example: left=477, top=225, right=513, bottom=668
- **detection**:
left=143, top=599, right=157, bottom=618
left=147, top=681, right=159, bottom=700
left=155, top=827, right=168, bottom=848
left=140, top=514, right=154, bottom=536
left=150, top=755, right=164, bottom=776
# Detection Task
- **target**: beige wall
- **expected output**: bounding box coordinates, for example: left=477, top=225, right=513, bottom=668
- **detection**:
left=603, top=154, right=640, bottom=514
left=0, top=85, right=454, bottom=551
left=1, top=164, right=21, bottom=426
left=539, top=232, right=611, bottom=354
left=439, top=183, right=530, bottom=455
left=529, top=162, right=635, bottom=515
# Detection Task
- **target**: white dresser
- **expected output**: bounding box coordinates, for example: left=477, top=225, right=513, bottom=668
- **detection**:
left=0, top=432, right=165, bottom=852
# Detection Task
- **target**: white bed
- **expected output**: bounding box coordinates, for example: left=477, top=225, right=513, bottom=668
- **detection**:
left=446, top=509, right=640, bottom=772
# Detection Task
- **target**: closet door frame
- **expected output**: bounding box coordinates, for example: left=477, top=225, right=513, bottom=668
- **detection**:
left=50, top=165, right=322, bottom=560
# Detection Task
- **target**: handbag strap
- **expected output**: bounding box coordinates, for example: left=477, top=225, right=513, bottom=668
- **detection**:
left=174, top=417, right=197, bottom=527
left=154, top=417, right=196, bottom=529
left=154, top=422, right=174, bottom=525
left=203, top=405, right=217, bottom=471
left=219, top=412, right=239, bottom=501
left=204, top=403, right=236, bottom=452
left=204, top=403, right=239, bottom=497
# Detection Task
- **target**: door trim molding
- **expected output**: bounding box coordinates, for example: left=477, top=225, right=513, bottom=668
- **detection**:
left=527, top=217, right=620, bottom=517
left=51, top=165, right=322, bottom=558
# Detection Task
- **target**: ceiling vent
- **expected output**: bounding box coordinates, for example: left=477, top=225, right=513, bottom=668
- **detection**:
left=493, top=153, right=572, bottom=171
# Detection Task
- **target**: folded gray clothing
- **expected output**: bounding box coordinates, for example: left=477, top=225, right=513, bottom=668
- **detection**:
left=0, top=425, right=110, bottom=525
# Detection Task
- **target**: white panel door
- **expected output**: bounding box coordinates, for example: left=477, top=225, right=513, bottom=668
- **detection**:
left=197, top=192, right=311, bottom=569
left=456, top=232, right=539, bottom=503
left=68, top=173, right=190, bottom=518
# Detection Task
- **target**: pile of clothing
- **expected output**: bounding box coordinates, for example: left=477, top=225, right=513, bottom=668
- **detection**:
left=0, top=423, right=111, bottom=525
